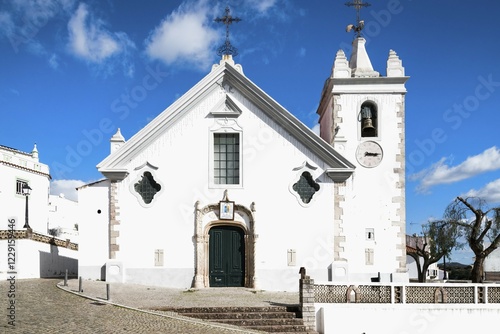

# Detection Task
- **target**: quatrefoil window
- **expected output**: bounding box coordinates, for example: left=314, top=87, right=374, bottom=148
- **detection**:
left=134, top=171, right=161, bottom=204
left=292, top=171, right=320, bottom=204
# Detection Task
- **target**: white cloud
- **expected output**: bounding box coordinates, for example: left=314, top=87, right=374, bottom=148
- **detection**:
left=68, top=4, right=121, bottom=61
left=244, top=0, right=291, bottom=22
left=411, top=147, right=500, bottom=192
left=0, top=0, right=76, bottom=53
left=461, top=178, right=500, bottom=204
left=247, top=0, right=279, bottom=13
left=0, top=12, right=15, bottom=38
left=48, top=53, right=59, bottom=69
left=67, top=3, right=135, bottom=76
left=144, top=1, right=219, bottom=70
left=50, top=179, right=86, bottom=202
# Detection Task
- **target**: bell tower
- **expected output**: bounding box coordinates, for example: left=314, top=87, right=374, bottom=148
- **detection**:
left=316, top=0, right=409, bottom=282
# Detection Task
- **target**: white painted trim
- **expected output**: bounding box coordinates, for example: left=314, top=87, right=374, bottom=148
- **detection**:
left=288, top=161, right=324, bottom=207
left=129, top=164, right=164, bottom=208
left=208, top=119, right=243, bottom=189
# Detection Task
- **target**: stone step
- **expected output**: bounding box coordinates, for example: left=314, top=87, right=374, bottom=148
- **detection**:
left=161, top=306, right=294, bottom=313
left=152, top=306, right=315, bottom=333
left=245, top=324, right=309, bottom=332
left=272, top=333, right=318, bottom=334
left=211, top=318, right=304, bottom=326
left=272, top=332, right=318, bottom=334
left=181, top=311, right=297, bottom=320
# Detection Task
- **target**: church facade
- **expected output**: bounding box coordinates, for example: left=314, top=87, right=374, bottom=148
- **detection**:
left=79, top=27, right=409, bottom=291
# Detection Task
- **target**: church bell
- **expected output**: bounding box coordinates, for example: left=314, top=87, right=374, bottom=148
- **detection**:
left=360, top=106, right=376, bottom=137
left=362, top=118, right=376, bottom=137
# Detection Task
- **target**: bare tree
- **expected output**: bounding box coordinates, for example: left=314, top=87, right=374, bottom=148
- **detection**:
left=440, top=197, right=500, bottom=283
left=407, top=221, right=460, bottom=282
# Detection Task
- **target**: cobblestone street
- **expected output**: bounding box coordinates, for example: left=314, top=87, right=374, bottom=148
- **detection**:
left=0, top=279, right=268, bottom=333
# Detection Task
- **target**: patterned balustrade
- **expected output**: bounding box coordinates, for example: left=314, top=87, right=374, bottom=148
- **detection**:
left=0, top=229, right=78, bottom=250
left=488, top=286, right=500, bottom=303
left=312, top=283, right=500, bottom=304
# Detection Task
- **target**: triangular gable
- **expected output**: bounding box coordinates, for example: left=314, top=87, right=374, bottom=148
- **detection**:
left=208, top=93, right=242, bottom=117
left=97, top=61, right=355, bottom=181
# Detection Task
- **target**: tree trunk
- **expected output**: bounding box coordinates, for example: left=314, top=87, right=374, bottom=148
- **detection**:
left=471, top=256, right=485, bottom=283
left=420, top=262, right=429, bottom=283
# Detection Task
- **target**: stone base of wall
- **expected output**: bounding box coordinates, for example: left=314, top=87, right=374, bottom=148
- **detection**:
left=316, top=304, right=500, bottom=334
left=0, top=238, right=78, bottom=279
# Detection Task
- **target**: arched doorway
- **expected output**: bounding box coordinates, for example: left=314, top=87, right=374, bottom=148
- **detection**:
left=192, top=200, right=257, bottom=289
left=209, top=225, right=245, bottom=287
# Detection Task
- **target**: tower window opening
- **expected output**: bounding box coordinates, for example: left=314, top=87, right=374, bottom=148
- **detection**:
left=360, top=102, right=378, bottom=137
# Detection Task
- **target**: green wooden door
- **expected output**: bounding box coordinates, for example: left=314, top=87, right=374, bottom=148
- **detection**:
left=209, top=226, right=245, bottom=287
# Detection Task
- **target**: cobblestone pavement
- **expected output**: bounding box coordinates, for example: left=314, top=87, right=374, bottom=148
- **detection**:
left=0, top=279, right=299, bottom=333
left=62, top=279, right=299, bottom=309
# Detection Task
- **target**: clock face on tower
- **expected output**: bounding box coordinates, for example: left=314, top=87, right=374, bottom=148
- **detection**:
left=356, top=141, right=383, bottom=168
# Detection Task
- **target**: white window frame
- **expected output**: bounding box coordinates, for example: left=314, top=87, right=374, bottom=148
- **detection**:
left=129, top=162, right=163, bottom=208
left=209, top=119, right=243, bottom=189
left=288, top=161, right=323, bottom=207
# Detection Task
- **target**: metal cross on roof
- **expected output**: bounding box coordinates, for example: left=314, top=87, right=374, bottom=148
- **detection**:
left=214, top=6, right=241, bottom=57
left=345, top=0, right=371, bottom=37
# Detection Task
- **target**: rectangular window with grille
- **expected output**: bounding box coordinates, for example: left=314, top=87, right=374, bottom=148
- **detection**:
left=214, top=133, right=240, bottom=185
left=16, top=179, right=28, bottom=195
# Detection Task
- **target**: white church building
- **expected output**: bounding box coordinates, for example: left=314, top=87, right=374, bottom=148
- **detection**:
left=78, top=11, right=409, bottom=292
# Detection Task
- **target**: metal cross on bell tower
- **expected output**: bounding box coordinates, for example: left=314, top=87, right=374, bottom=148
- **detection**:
left=214, top=6, right=241, bottom=57
left=345, top=0, right=371, bottom=37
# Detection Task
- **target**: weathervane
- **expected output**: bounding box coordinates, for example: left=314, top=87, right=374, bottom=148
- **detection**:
left=214, top=6, right=241, bottom=57
left=345, top=0, right=371, bottom=37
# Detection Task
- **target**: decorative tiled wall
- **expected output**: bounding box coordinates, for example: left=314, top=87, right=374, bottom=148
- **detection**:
left=312, top=283, right=500, bottom=304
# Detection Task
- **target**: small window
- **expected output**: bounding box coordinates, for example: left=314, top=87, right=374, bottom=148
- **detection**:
left=214, top=133, right=240, bottom=185
left=292, top=172, right=320, bottom=204
left=134, top=171, right=161, bottom=204
left=16, top=179, right=28, bottom=195
left=366, top=228, right=375, bottom=241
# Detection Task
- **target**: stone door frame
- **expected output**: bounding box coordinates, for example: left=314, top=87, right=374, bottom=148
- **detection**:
left=193, top=201, right=258, bottom=289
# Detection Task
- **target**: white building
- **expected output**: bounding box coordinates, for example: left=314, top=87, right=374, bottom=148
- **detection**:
left=79, top=29, right=409, bottom=291
left=484, top=243, right=500, bottom=281
left=77, top=179, right=110, bottom=280
left=0, top=144, right=78, bottom=279
left=48, top=194, right=79, bottom=242
left=0, top=144, right=50, bottom=233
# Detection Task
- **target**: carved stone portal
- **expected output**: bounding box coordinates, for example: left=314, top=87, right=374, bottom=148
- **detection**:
left=193, top=199, right=257, bottom=289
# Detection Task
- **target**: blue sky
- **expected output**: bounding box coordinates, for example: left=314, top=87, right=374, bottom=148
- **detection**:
left=1, top=0, right=500, bottom=264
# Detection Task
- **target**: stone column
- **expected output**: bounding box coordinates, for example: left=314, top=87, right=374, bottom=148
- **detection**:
left=299, top=267, right=316, bottom=331
left=109, top=180, right=120, bottom=259
left=250, top=202, right=259, bottom=290
left=193, top=201, right=205, bottom=288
